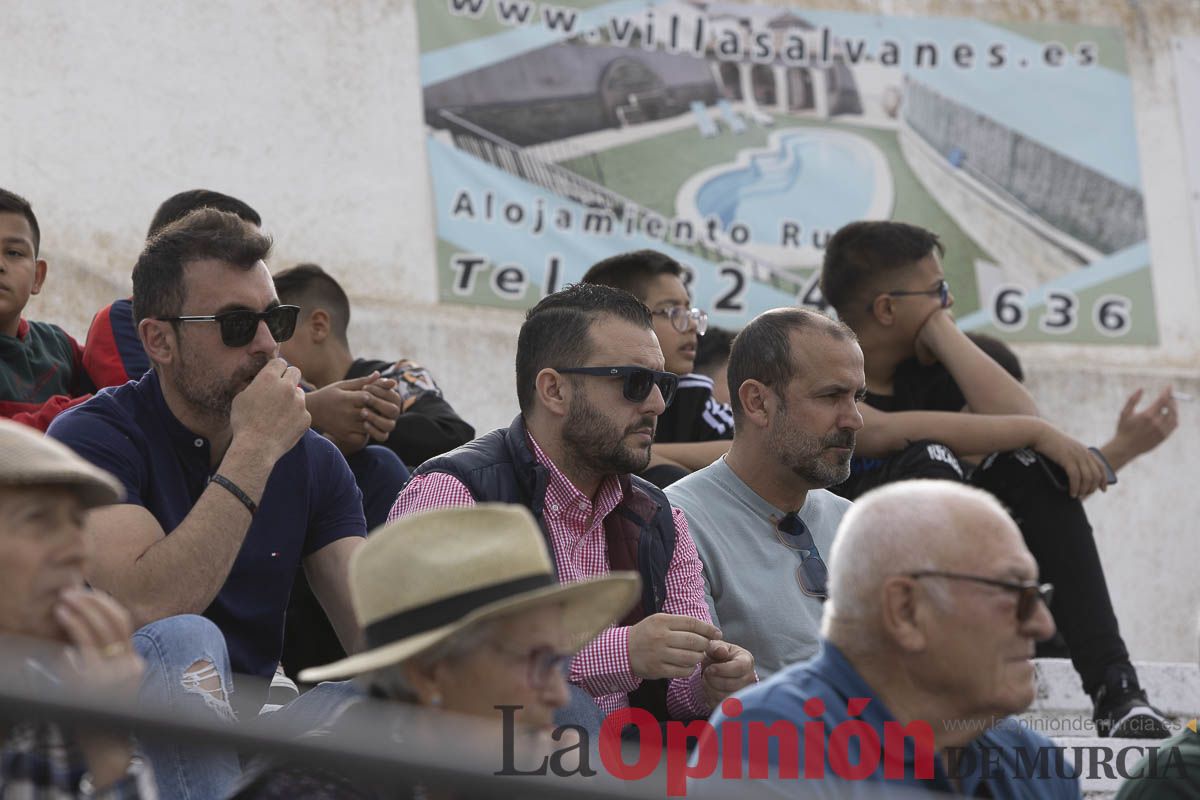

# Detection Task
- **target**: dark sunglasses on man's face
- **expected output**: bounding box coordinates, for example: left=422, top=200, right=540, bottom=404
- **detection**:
left=554, top=365, right=678, bottom=407
left=156, top=305, right=301, bottom=348
left=773, top=512, right=829, bottom=600
left=908, top=571, right=1054, bottom=623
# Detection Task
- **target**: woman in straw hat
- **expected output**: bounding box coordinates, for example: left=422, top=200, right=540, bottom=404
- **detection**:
left=233, top=503, right=640, bottom=799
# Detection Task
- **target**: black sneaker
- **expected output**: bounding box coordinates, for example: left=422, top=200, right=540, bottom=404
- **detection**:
left=1092, top=666, right=1171, bottom=738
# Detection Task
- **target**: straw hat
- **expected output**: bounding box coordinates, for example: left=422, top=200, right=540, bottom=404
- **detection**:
left=299, top=504, right=641, bottom=683
left=0, top=419, right=123, bottom=508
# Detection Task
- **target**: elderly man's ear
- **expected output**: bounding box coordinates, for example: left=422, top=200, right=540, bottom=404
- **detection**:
left=879, top=578, right=930, bottom=651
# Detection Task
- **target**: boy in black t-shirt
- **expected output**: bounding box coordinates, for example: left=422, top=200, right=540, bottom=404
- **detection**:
left=582, top=250, right=732, bottom=488
left=820, top=220, right=1171, bottom=739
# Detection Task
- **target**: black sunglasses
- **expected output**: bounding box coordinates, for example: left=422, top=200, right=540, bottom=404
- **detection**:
left=554, top=366, right=678, bottom=407
left=773, top=512, right=828, bottom=600
left=156, top=305, right=300, bottom=348
left=867, top=279, right=950, bottom=312
left=908, top=571, right=1054, bottom=623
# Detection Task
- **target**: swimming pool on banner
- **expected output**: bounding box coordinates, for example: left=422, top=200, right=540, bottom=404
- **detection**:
left=675, top=127, right=895, bottom=269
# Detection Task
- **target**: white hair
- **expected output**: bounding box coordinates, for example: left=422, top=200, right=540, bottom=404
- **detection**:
left=364, top=619, right=498, bottom=701
left=821, top=480, right=1013, bottom=641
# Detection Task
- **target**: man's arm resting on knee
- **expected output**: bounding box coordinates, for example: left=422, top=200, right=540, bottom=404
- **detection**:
left=858, top=407, right=1106, bottom=498
left=856, top=406, right=1053, bottom=458
left=84, top=439, right=282, bottom=627
left=916, top=311, right=1039, bottom=416
left=305, top=537, right=365, bottom=654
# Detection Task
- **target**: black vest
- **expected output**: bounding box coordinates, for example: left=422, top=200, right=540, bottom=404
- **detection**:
left=410, top=415, right=680, bottom=718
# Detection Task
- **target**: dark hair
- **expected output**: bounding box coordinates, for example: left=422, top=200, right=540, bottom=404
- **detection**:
left=820, top=221, right=944, bottom=318
left=967, top=332, right=1024, bottom=382
left=728, top=308, right=856, bottom=419
left=147, top=189, right=261, bottom=238
left=516, top=283, right=652, bottom=414
left=694, top=326, right=736, bottom=371
left=132, top=208, right=273, bottom=323
left=273, top=263, right=351, bottom=343
left=0, top=188, right=40, bottom=255
left=581, top=249, right=684, bottom=302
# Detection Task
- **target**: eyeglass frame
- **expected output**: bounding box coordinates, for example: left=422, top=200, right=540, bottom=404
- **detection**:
left=554, top=365, right=679, bottom=407
left=772, top=513, right=829, bottom=600
left=155, top=304, right=301, bottom=348
left=907, top=570, right=1054, bottom=622
left=866, top=280, right=951, bottom=312
left=489, top=641, right=573, bottom=691
left=651, top=306, right=709, bottom=335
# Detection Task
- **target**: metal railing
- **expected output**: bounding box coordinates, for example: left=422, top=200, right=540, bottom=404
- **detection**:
left=0, top=679, right=660, bottom=800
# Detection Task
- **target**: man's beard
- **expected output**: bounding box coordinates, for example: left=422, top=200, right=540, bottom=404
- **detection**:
left=561, top=392, right=654, bottom=477
left=770, top=412, right=856, bottom=489
left=175, top=345, right=269, bottom=421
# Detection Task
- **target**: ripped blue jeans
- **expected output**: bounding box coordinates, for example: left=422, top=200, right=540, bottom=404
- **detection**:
left=134, top=614, right=241, bottom=800
left=133, top=615, right=361, bottom=800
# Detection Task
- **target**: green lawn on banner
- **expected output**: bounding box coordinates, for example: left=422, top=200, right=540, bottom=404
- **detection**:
left=560, top=115, right=991, bottom=316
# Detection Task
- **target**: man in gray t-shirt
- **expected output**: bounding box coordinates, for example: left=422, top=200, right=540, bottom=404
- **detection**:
left=666, top=308, right=864, bottom=677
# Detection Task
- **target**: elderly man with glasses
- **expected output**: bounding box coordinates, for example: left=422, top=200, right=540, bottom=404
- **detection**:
left=390, top=282, right=757, bottom=733
left=666, top=308, right=863, bottom=678
left=701, top=480, right=1079, bottom=799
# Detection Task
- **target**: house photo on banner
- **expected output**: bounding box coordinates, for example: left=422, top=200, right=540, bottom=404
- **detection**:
left=416, top=0, right=1156, bottom=345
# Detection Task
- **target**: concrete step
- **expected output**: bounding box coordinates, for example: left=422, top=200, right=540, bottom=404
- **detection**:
left=1025, top=660, right=1199, bottom=799
left=1030, top=658, right=1200, bottom=719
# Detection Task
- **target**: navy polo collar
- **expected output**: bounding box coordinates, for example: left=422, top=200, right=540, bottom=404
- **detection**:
left=134, top=369, right=213, bottom=456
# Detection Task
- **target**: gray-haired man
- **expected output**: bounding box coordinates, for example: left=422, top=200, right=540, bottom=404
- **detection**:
left=666, top=308, right=863, bottom=677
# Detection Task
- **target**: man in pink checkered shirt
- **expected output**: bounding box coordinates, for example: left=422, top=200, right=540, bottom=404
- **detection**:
left=389, top=283, right=756, bottom=725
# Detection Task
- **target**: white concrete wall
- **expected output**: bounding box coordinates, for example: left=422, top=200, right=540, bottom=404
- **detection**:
left=5, top=0, right=1199, bottom=661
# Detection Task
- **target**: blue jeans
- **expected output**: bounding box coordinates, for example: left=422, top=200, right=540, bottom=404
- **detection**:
left=134, top=614, right=241, bottom=800
left=135, top=615, right=361, bottom=800
left=259, top=679, right=362, bottom=738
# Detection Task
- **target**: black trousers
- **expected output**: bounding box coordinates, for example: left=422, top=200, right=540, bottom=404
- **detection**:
left=833, top=440, right=1128, bottom=697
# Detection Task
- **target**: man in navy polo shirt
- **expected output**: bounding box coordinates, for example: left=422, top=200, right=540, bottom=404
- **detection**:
left=48, top=209, right=366, bottom=797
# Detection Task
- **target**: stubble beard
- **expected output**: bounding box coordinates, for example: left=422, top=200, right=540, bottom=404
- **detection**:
left=561, top=393, right=654, bottom=477
left=175, top=344, right=269, bottom=423
left=771, top=415, right=856, bottom=489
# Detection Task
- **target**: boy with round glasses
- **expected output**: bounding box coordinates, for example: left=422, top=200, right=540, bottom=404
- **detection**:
left=583, top=250, right=734, bottom=488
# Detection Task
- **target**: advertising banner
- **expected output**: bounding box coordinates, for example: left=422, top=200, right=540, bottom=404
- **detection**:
left=418, top=0, right=1156, bottom=344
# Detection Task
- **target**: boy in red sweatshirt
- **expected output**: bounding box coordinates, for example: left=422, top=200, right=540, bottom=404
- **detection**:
left=0, top=189, right=93, bottom=430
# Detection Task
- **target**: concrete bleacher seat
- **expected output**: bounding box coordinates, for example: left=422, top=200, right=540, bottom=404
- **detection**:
left=1023, top=658, right=1200, bottom=798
